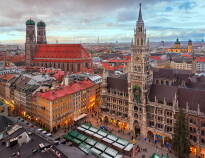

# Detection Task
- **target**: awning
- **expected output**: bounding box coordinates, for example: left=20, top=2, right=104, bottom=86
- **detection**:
left=74, top=113, right=87, bottom=122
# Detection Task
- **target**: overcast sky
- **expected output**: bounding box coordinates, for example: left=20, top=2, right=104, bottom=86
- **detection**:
left=0, top=0, right=205, bottom=44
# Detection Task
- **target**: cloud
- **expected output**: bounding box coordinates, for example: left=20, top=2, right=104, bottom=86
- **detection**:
left=164, top=7, right=173, bottom=12
left=178, top=1, right=196, bottom=10
left=117, top=10, right=136, bottom=22
left=0, top=0, right=205, bottom=43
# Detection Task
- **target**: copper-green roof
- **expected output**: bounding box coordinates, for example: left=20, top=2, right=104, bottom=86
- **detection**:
left=37, top=21, right=46, bottom=27
left=175, top=38, right=180, bottom=44
left=26, top=19, right=35, bottom=25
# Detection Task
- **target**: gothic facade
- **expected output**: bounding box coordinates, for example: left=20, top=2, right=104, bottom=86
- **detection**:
left=25, top=20, right=92, bottom=73
left=101, top=4, right=205, bottom=156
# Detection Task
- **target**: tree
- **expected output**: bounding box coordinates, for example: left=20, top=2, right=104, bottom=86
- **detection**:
left=172, top=108, right=190, bottom=158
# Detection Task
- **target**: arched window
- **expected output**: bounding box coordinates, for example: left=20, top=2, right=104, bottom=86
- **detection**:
left=138, top=26, right=142, bottom=32
left=141, top=38, right=143, bottom=46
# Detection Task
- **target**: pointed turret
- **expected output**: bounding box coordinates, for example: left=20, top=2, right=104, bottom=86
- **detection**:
left=138, top=3, right=143, bottom=22
left=147, top=38, right=150, bottom=48
left=131, top=38, right=133, bottom=47
left=134, top=3, right=146, bottom=47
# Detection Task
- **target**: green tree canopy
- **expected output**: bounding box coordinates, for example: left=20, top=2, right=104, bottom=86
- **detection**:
left=172, top=108, right=190, bottom=158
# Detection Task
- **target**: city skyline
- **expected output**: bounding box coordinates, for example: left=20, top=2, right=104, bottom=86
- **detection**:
left=0, top=0, right=205, bottom=44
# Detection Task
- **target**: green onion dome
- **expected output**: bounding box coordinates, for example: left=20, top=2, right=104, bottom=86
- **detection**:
left=175, top=38, right=180, bottom=44
left=37, top=21, right=46, bottom=27
left=26, top=19, right=35, bottom=25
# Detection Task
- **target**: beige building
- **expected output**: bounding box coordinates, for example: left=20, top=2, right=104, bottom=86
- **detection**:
left=33, top=80, right=101, bottom=131
left=171, top=59, right=192, bottom=70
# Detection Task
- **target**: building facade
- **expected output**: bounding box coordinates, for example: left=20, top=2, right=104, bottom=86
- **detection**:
left=101, top=4, right=205, bottom=156
left=170, top=59, right=193, bottom=71
left=33, top=80, right=100, bottom=131
left=25, top=20, right=92, bottom=73
left=196, top=58, right=205, bottom=73
left=166, top=38, right=193, bottom=53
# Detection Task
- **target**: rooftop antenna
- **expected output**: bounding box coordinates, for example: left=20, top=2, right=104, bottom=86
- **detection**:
left=97, top=36, right=100, bottom=44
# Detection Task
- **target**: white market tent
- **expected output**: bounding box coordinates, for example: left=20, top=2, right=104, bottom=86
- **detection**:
left=77, top=124, right=134, bottom=154
left=64, top=129, right=126, bottom=158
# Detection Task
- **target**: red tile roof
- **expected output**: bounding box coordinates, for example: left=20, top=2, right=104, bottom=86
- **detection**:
left=102, top=63, right=125, bottom=71
left=123, top=56, right=131, bottom=60
left=196, top=57, right=205, bottom=62
left=107, top=59, right=129, bottom=63
left=33, top=44, right=91, bottom=63
left=149, top=56, right=161, bottom=61
left=36, top=80, right=95, bottom=101
left=181, top=54, right=192, bottom=58
left=0, top=74, right=15, bottom=81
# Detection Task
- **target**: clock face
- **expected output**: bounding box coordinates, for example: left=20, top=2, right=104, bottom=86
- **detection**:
left=135, top=57, right=139, bottom=61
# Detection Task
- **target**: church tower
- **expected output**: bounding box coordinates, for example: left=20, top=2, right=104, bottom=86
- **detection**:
left=37, top=21, right=47, bottom=44
left=128, top=3, right=153, bottom=137
left=174, top=38, right=181, bottom=49
left=188, top=39, right=192, bottom=53
left=25, top=19, right=36, bottom=66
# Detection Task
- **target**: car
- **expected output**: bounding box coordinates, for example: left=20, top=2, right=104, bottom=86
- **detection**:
left=39, top=143, right=45, bottom=149
left=28, top=131, right=32, bottom=135
left=60, top=139, right=66, bottom=144
left=46, top=133, right=52, bottom=137
left=11, top=153, right=16, bottom=157
left=42, top=131, right=47, bottom=134
left=53, top=141, right=60, bottom=145
left=100, top=126, right=108, bottom=131
left=37, top=128, right=43, bottom=132
left=32, top=149, right=38, bottom=153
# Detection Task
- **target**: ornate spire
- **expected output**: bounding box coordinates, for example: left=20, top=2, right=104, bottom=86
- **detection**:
left=147, top=38, right=150, bottom=48
left=138, top=3, right=143, bottom=22
left=131, top=38, right=133, bottom=47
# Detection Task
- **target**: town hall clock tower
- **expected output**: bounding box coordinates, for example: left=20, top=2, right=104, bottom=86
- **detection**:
left=128, top=3, right=153, bottom=137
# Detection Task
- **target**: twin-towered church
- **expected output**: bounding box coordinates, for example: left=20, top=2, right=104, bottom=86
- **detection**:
left=25, top=19, right=92, bottom=73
